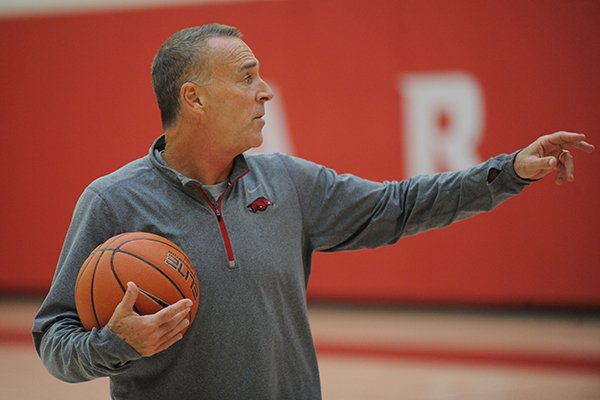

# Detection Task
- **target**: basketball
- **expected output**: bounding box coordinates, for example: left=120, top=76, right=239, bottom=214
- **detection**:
left=74, top=232, right=200, bottom=332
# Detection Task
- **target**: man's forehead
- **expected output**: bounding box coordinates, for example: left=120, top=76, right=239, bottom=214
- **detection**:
left=206, top=36, right=258, bottom=69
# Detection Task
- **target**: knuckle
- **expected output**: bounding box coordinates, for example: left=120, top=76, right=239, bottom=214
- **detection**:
left=149, top=331, right=162, bottom=343
left=140, top=319, right=155, bottom=333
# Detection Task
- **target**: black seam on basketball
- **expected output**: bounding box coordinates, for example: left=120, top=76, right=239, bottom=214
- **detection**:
left=109, top=251, right=142, bottom=315
left=101, top=233, right=127, bottom=251
left=90, top=249, right=108, bottom=329
left=111, top=249, right=188, bottom=300
left=76, top=248, right=98, bottom=296
left=115, top=237, right=186, bottom=254
left=101, top=239, right=192, bottom=265
left=137, top=287, right=171, bottom=308
left=100, top=237, right=196, bottom=278
left=113, top=237, right=198, bottom=283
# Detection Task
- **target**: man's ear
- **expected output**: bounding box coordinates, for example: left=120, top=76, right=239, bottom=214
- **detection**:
left=180, top=82, right=204, bottom=113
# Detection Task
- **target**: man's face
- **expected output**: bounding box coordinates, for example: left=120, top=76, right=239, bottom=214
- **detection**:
left=200, top=36, right=273, bottom=155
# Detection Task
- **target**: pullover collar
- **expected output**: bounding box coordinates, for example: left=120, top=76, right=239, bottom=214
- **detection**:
left=147, top=134, right=250, bottom=189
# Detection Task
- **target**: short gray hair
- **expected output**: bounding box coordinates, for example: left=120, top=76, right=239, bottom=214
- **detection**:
left=151, top=23, right=242, bottom=129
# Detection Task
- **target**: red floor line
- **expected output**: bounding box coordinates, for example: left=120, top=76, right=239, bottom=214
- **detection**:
left=315, top=342, right=600, bottom=374
left=3, top=328, right=600, bottom=374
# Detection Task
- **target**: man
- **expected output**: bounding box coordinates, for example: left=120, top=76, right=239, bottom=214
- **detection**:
left=33, top=24, right=594, bottom=399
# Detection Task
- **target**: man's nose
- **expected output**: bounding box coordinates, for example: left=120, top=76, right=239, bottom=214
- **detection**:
left=257, top=78, right=274, bottom=102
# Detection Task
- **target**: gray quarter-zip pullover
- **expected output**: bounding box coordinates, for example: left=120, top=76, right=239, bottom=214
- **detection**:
left=33, top=134, right=530, bottom=399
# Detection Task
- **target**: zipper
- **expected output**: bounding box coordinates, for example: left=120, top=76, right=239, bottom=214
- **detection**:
left=196, top=187, right=236, bottom=268
left=195, top=170, right=250, bottom=268
left=213, top=202, right=236, bottom=268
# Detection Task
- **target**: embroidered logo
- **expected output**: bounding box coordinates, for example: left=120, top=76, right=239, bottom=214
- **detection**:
left=246, top=184, right=262, bottom=194
left=247, top=197, right=273, bottom=213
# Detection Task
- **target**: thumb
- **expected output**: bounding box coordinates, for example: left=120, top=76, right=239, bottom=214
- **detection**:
left=107, top=282, right=139, bottom=332
left=118, top=281, right=139, bottom=311
left=530, top=155, right=557, bottom=172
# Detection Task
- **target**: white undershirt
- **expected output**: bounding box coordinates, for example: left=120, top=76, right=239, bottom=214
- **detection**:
left=157, top=149, right=228, bottom=200
left=203, top=180, right=229, bottom=200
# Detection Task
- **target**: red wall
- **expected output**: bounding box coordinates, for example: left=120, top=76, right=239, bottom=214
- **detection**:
left=1, top=0, right=598, bottom=307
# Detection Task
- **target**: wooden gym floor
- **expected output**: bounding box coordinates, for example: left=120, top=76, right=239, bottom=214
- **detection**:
left=1, top=298, right=599, bottom=399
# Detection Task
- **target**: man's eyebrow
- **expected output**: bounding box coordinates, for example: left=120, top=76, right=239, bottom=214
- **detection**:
left=239, top=60, right=258, bottom=72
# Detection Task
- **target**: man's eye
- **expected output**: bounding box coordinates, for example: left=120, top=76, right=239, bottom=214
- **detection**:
left=244, top=75, right=253, bottom=84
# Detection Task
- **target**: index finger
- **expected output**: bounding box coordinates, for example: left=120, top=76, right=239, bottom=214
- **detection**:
left=567, top=140, right=595, bottom=153
left=546, top=131, right=595, bottom=152
left=152, top=298, right=193, bottom=324
left=546, top=131, right=584, bottom=144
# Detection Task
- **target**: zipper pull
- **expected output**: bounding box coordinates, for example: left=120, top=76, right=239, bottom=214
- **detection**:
left=215, top=209, right=222, bottom=221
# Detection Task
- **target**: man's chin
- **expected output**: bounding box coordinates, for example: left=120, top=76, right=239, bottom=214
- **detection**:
left=244, top=134, right=265, bottom=154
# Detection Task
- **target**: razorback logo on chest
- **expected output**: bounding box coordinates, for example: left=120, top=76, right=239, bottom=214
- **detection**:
left=247, top=197, right=273, bottom=213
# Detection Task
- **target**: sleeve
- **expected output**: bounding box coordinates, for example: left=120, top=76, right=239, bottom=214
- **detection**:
left=32, top=187, right=141, bottom=383
left=279, top=152, right=532, bottom=253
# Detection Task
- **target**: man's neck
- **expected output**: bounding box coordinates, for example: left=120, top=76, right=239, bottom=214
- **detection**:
left=162, top=126, right=235, bottom=185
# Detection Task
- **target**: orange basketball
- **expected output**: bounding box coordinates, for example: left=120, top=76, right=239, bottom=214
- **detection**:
left=75, top=232, right=200, bottom=332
